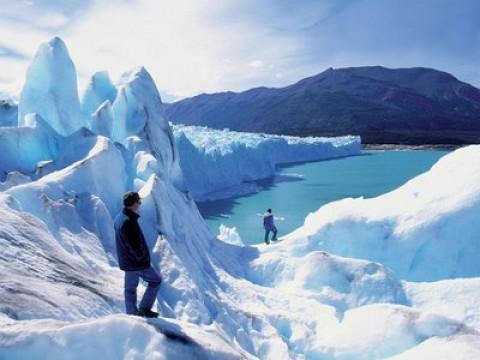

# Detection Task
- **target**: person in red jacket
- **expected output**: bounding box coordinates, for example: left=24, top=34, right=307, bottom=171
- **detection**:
left=114, top=191, right=161, bottom=318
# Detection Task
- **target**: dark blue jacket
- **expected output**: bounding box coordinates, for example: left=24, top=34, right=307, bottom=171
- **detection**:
left=114, top=208, right=150, bottom=271
left=263, top=213, right=276, bottom=231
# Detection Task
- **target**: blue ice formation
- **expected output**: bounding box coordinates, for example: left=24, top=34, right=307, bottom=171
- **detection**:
left=18, top=37, right=85, bottom=136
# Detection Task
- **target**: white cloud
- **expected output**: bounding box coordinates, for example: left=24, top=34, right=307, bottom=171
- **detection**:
left=0, top=0, right=304, bottom=100
left=64, top=0, right=304, bottom=99
left=249, top=60, right=264, bottom=69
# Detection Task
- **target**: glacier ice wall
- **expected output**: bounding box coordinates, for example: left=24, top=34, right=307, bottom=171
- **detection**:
left=174, top=125, right=361, bottom=201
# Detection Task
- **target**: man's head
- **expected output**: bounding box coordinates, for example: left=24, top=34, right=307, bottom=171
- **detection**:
left=267, top=208, right=272, bottom=213
left=123, top=191, right=142, bottom=212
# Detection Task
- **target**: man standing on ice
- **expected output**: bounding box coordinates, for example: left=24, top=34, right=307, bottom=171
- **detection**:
left=114, top=191, right=161, bottom=318
left=263, top=208, right=278, bottom=244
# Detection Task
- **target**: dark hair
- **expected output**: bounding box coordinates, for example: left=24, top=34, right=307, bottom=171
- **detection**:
left=267, top=208, right=272, bottom=213
left=123, top=191, right=140, bottom=207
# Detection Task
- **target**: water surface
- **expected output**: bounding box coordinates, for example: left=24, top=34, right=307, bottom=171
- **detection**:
left=197, top=150, right=449, bottom=245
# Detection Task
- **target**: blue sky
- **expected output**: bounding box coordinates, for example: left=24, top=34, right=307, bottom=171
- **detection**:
left=0, top=0, right=479, bottom=101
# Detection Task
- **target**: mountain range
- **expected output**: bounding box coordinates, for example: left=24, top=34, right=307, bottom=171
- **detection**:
left=165, top=66, right=480, bottom=144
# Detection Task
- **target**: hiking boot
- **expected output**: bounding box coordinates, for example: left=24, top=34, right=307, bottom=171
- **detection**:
left=137, top=307, right=159, bottom=318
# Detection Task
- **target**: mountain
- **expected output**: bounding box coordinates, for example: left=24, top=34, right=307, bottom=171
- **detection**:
left=165, top=66, right=480, bottom=144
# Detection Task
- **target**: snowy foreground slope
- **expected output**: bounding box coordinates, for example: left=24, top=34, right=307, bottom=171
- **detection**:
left=173, top=125, right=360, bottom=201
left=1, top=37, right=480, bottom=359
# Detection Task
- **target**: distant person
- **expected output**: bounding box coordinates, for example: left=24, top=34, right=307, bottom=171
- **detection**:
left=114, top=191, right=161, bottom=318
left=263, top=208, right=278, bottom=244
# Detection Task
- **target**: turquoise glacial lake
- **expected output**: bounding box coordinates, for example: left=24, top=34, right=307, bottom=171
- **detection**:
left=197, top=150, right=449, bottom=245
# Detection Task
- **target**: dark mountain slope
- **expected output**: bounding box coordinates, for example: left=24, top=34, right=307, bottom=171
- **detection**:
left=166, top=66, right=480, bottom=144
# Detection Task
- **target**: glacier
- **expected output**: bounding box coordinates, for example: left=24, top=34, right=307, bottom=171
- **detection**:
left=1, top=98, right=360, bottom=200
left=1, top=37, right=480, bottom=360
left=173, top=125, right=361, bottom=201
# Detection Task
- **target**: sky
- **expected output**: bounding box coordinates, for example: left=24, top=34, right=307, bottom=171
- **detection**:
left=0, top=0, right=479, bottom=102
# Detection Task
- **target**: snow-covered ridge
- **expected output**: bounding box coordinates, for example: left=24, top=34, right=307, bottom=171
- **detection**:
left=174, top=125, right=361, bottom=201
left=1, top=37, right=480, bottom=359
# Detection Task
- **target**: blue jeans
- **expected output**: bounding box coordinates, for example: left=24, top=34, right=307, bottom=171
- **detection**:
left=124, top=266, right=162, bottom=315
left=264, top=228, right=277, bottom=244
